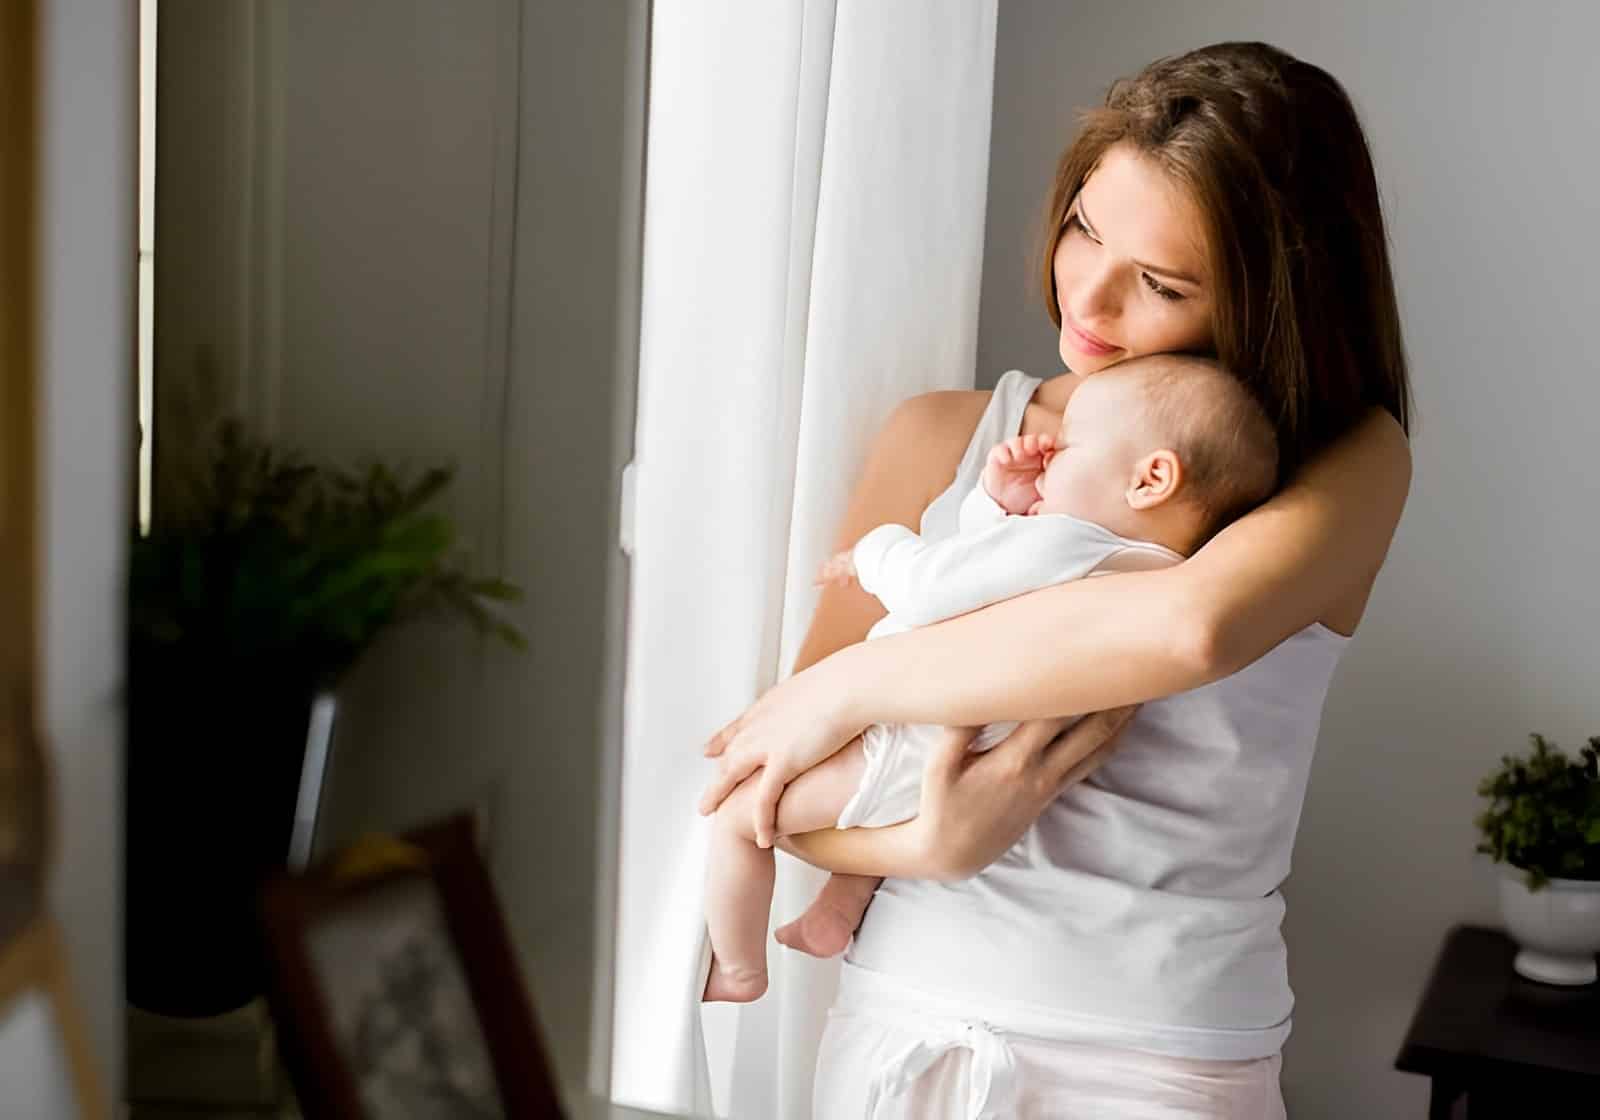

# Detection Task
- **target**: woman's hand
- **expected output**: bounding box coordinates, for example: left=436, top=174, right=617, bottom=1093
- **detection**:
left=910, top=706, right=1138, bottom=880
left=700, top=655, right=866, bottom=849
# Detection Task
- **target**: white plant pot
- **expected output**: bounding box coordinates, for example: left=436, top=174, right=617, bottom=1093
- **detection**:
left=1497, top=869, right=1600, bottom=985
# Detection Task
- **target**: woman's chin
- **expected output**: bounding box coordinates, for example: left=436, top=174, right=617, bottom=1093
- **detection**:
left=1058, top=339, right=1075, bottom=372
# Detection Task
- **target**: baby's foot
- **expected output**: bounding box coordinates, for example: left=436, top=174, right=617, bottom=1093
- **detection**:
left=702, top=951, right=768, bottom=1003
left=773, top=899, right=857, bottom=958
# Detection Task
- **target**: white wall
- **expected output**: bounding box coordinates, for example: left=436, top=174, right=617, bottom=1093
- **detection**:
left=40, top=0, right=133, bottom=1097
left=154, top=0, right=645, bottom=1098
left=979, top=2, right=1600, bottom=1116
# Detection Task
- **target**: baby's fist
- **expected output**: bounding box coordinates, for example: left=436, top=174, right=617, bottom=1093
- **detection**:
left=982, top=433, right=1057, bottom=515
left=815, top=549, right=859, bottom=588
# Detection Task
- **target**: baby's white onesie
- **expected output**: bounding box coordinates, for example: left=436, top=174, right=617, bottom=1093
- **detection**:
left=835, top=484, right=1182, bottom=829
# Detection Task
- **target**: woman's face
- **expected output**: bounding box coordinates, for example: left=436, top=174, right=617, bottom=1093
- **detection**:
left=1051, top=143, right=1215, bottom=375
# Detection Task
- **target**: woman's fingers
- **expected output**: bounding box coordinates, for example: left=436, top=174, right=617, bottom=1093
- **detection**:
left=751, top=767, right=789, bottom=850
left=1040, top=706, right=1139, bottom=789
left=926, top=725, right=983, bottom=786
left=698, top=750, right=763, bottom=815
left=704, top=712, right=745, bottom=758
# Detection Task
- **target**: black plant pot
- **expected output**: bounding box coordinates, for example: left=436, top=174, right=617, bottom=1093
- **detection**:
left=124, top=650, right=323, bottom=1018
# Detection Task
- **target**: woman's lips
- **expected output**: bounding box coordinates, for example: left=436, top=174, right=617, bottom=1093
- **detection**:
left=1062, top=314, right=1118, bottom=357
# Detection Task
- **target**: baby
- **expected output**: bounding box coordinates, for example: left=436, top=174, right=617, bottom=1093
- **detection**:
left=702, top=353, right=1279, bottom=1002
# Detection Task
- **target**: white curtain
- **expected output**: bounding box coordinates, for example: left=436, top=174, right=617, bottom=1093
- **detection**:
left=612, top=3, right=998, bottom=1116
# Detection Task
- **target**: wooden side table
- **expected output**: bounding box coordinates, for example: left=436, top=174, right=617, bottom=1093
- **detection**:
left=1395, top=925, right=1600, bottom=1118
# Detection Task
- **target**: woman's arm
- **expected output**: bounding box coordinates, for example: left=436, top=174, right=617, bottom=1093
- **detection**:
left=712, top=385, right=988, bottom=851
left=784, top=389, right=988, bottom=676
left=823, top=406, right=1413, bottom=728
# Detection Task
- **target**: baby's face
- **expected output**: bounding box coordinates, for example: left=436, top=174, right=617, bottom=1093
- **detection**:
left=1032, top=375, right=1145, bottom=526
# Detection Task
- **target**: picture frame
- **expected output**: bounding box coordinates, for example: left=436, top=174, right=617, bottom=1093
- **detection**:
left=259, top=813, right=565, bottom=1119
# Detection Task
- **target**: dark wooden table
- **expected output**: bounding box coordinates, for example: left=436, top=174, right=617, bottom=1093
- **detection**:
left=1395, top=925, right=1600, bottom=1118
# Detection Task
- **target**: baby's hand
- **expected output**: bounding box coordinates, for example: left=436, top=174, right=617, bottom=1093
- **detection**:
left=814, top=549, right=859, bottom=588
left=981, top=433, right=1056, bottom=515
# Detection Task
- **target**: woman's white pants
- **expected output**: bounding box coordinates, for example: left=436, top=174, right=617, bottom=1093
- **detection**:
left=812, top=964, right=1287, bottom=1119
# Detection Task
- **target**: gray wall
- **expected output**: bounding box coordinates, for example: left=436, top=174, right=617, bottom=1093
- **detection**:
left=980, top=2, right=1600, bottom=1116
left=40, top=0, right=133, bottom=1095
left=155, top=0, right=645, bottom=1096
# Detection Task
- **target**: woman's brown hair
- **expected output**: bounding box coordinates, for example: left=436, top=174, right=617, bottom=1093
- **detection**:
left=1038, top=41, right=1412, bottom=478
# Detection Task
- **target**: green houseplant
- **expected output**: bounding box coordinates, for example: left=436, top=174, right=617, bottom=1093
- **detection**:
left=1475, top=733, right=1600, bottom=985
left=130, top=420, right=525, bottom=681
left=1475, top=733, right=1600, bottom=890
left=126, top=420, right=525, bottom=1016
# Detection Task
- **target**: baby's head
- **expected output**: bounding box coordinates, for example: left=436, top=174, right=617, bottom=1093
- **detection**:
left=1033, top=354, right=1278, bottom=555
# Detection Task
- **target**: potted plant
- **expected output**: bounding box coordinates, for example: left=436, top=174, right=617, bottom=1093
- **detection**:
left=125, top=421, right=524, bottom=1017
left=1475, top=732, right=1600, bottom=985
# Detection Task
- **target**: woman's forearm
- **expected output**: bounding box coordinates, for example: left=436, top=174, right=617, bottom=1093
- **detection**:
left=823, top=409, right=1410, bottom=733
left=830, top=566, right=1213, bottom=730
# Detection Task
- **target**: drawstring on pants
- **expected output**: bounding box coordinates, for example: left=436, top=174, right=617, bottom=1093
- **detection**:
left=866, top=1015, right=1019, bottom=1119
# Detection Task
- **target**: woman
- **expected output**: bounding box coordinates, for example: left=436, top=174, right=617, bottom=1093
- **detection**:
left=700, top=42, right=1412, bottom=1117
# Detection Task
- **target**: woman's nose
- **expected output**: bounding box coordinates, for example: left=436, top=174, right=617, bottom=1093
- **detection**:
left=1067, top=260, right=1120, bottom=325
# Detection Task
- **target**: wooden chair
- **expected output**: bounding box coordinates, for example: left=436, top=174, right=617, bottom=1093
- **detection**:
left=0, top=1, right=110, bottom=1114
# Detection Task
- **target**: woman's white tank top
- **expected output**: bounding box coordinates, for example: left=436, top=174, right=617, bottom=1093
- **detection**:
left=844, top=369, right=1351, bottom=1060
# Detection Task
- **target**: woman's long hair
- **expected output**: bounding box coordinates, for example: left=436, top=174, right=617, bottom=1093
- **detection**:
left=1038, top=41, right=1412, bottom=477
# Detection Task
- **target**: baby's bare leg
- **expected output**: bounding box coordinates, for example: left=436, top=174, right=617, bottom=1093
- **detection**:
left=703, top=737, right=867, bottom=1002
left=771, top=738, right=884, bottom=959
left=774, top=870, right=882, bottom=959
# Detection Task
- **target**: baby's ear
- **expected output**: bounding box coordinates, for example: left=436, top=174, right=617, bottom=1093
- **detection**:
left=1125, top=449, right=1183, bottom=510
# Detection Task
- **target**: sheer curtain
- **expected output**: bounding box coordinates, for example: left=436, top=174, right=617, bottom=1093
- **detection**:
left=611, top=2, right=998, bottom=1116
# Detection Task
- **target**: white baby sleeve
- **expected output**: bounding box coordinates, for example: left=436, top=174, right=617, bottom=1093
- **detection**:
left=956, top=483, right=1011, bottom=533
left=852, top=500, right=1123, bottom=629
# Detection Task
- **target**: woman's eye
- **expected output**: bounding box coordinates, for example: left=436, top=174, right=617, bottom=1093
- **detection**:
left=1143, top=273, right=1183, bottom=302
left=1064, top=212, right=1096, bottom=241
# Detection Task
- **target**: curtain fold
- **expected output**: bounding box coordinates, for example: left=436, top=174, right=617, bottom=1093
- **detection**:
left=612, top=3, right=998, bottom=1116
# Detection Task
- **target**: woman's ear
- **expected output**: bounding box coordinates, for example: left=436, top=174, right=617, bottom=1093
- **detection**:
left=1125, top=449, right=1183, bottom=510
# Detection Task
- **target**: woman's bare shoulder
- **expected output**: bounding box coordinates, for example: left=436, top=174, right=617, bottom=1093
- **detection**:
left=886, top=375, right=1073, bottom=493
left=889, top=387, right=993, bottom=450
left=850, top=388, right=993, bottom=531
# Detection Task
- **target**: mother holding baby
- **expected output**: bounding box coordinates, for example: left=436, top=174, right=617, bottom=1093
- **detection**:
left=698, top=40, right=1413, bottom=1118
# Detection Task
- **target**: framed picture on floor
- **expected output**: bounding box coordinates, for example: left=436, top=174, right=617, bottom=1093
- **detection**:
left=259, top=813, right=564, bottom=1120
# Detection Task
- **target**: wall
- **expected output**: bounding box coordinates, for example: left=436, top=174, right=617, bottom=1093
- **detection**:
left=154, top=0, right=646, bottom=1096
left=39, top=0, right=134, bottom=1095
left=978, top=2, right=1600, bottom=1115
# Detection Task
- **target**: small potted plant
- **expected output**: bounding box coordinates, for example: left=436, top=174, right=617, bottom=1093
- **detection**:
left=1475, top=733, right=1600, bottom=985
left=126, top=420, right=525, bottom=1016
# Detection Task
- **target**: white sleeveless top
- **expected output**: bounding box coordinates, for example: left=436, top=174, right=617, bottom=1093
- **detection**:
left=843, top=369, right=1351, bottom=1060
